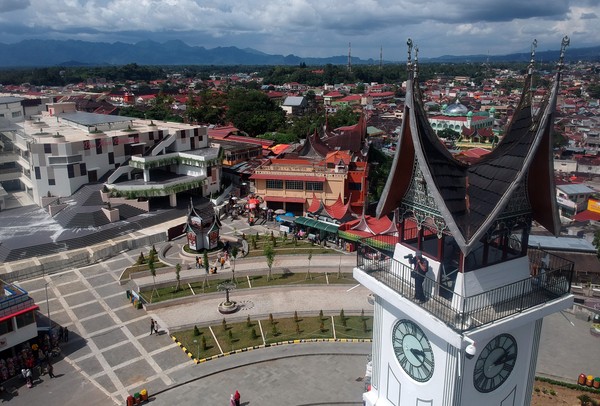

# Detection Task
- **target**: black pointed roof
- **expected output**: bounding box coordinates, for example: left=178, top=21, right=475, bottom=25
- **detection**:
left=377, top=41, right=564, bottom=255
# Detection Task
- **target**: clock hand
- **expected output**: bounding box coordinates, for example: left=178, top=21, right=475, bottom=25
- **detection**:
left=410, top=348, right=425, bottom=359
left=493, top=353, right=516, bottom=366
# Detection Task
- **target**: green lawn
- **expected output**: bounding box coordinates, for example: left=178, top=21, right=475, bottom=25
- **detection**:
left=139, top=272, right=357, bottom=303
left=173, top=314, right=374, bottom=360
left=173, top=326, right=221, bottom=359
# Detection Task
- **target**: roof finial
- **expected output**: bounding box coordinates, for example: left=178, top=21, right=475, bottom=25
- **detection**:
left=558, top=35, right=570, bottom=69
left=414, top=45, right=419, bottom=77
left=528, top=39, right=537, bottom=77
left=406, top=38, right=413, bottom=72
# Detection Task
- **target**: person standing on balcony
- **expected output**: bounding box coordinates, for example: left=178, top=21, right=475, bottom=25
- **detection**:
left=413, top=251, right=429, bottom=303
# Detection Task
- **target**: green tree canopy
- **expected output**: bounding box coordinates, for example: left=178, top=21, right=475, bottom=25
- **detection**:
left=226, top=89, right=285, bottom=136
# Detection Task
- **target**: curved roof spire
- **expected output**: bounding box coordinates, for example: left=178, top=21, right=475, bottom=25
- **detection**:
left=558, top=35, right=570, bottom=70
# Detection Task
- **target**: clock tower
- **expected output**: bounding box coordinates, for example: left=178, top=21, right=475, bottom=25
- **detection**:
left=354, top=37, right=574, bottom=406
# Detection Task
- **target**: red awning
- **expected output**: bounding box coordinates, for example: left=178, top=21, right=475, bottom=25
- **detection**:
left=264, top=196, right=306, bottom=203
left=0, top=304, right=39, bottom=323
left=250, top=174, right=325, bottom=182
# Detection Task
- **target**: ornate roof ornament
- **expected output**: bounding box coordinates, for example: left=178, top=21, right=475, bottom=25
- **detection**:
left=558, top=35, right=570, bottom=70
left=528, top=39, right=537, bottom=75
left=406, top=38, right=413, bottom=72
left=414, top=45, right=419, bottom=78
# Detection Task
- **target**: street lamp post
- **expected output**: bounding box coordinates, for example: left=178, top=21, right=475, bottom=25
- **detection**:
left=45, top=282, right=51, bottom=330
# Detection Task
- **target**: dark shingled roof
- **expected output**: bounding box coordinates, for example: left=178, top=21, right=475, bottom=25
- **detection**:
left=377, top=56, right=563, bottom=255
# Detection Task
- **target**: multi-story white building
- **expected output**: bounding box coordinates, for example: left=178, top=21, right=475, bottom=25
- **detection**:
left=0, top=101, right=221, bottom=208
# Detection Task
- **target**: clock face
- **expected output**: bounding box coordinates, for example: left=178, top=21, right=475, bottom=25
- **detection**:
left=392, top=319, right=434, bottom=382
left=473, top=333, right=518, bottom=393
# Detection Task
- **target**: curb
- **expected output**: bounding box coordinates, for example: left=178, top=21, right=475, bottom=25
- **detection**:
left=171, top=334, right=372, bottom=364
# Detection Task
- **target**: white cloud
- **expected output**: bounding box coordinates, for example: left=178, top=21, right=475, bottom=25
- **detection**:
left=1, top=0, right=598, bottom=59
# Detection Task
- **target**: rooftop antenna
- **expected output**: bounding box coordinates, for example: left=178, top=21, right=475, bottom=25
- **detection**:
left=348, top=42, right=352, bottom=73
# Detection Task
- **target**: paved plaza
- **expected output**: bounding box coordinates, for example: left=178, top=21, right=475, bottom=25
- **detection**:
left=0, top=214, right=598, bottom=405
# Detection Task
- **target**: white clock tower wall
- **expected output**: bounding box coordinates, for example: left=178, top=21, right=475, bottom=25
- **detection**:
left=367, top=295, right=545, bottom=406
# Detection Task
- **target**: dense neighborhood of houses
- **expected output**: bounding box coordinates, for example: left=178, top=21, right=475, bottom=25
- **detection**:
left=1, top=62, right=599, bottom=270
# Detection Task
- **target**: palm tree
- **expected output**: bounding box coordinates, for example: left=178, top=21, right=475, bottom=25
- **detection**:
left=264, top=243, right=275, bottom=281
left=175, top=263, right=181, bottom=292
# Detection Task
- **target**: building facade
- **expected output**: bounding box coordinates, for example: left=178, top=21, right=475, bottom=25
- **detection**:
left=0, top=101, right=221, bottom=207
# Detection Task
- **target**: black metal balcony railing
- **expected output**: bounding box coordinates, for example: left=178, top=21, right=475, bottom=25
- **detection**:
left=356, top=236, right=574, bottom=333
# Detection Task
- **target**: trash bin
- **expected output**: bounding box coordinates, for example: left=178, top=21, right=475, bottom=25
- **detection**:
left=586, top=375, right=594, bottom=386
left=578, top=373, right=587, bottom=385
left=126, top=290, right=130, bottom=299
left=594, top=377, right=600, bottom=389
left=140, top=389, right=148, bottom=401
left=126, top=395, right=134, bottom=406
left=133, top=392, right=141, bottom=405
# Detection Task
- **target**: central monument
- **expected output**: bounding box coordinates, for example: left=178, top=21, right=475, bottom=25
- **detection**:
left=354, top=37, right=574, bottom=406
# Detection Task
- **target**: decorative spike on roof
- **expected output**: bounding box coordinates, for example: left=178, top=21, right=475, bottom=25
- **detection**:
left=377, top=38, right=567, bottom=256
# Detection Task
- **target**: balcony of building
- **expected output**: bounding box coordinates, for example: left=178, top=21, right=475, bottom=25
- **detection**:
left=355, top=235, right=574, bottom=333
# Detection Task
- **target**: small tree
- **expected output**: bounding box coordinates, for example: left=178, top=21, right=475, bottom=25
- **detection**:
left=319, top=310, right=324, bottom=320
left=203, top=250, right=209, bottom=274
left=361, top=309, right=365, bottom=320
left=137, top=252, right=145, bottom=265
left=222, top=318, right=227, bottom=331
left=250, top=234, right=258, bottom=249
left=295, top=322, right=300, bottom=334
left=231, top=246, right=239, bottom=282
left=305, top=250, right=313, bottom=280
left=246, top=314, right=251, bottom=327
left=269, top=313, right=274, bottom=325
left=193, top=325, right=200, bottom=336
left=271, top=324, right=278, bottom=336
left=148, top=258, right=159, bottom=302
left=251, top=328, right=258, bottom=339
left=175, top=263, right=182, bottom=292
left=294, top=310, right=299, bottom=322
left=228, top=329, right=233, bottom=343
left=201, top=335, right=207, bottom=351
left=363, top=319, right=368, bottom=333
left=320, top=320, right=325, bottom=333
left=264, top=243, right=275, bottom=281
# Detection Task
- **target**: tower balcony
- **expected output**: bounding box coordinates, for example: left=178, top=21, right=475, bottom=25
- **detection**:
left=355, top=235, right=574, bottom=333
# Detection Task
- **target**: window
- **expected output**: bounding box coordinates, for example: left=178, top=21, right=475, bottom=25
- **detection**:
left=349, top=182, right=362, bottom=191
left=80, top=163, right=87, bottom=176
left=95, top=138, right=102, bottom=154
left=11, top=111, right=21, bottom=118
left=285, top=180, right=303, bottom=190
left=207, top=166, right=212, bottom=177
left=0, top=319, right=13, bottom=335
left=306, top=182, right=323, bottom=191
left=67, top=164, right=75, bottom=179
left=49, top=179, right=55, bottom=185
left=266, top=179, right=283, bottom=189
left=15, top=311, right=35, bottom=328
left=44, top=144, right=51, bottom=153
left=34, top=167, right=41, bottom=180
left=108, top=152, right=114, bottom=165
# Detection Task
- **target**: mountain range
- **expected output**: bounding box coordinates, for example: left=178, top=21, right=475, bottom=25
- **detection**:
left=0, top=39, right=598, bottom=67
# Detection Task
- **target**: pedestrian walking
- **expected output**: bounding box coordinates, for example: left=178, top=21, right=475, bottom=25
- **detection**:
left=47, top=362, right=55, bottom=378
left=154, top=321, right=159, bottom=335
left=220, top=257, right=225, bottom=270
left=150, top=319, right=155, bottom=335
left=63, top=327, right=69, bottom=342
left=230, top=394, right=236, bottom=406
left=195, top=256, right=200, bottom=269
left=234, top=390, right=241, bottom=406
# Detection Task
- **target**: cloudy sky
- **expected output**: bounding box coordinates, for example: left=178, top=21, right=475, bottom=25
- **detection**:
left=0, top=0, right=598, bottom=60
